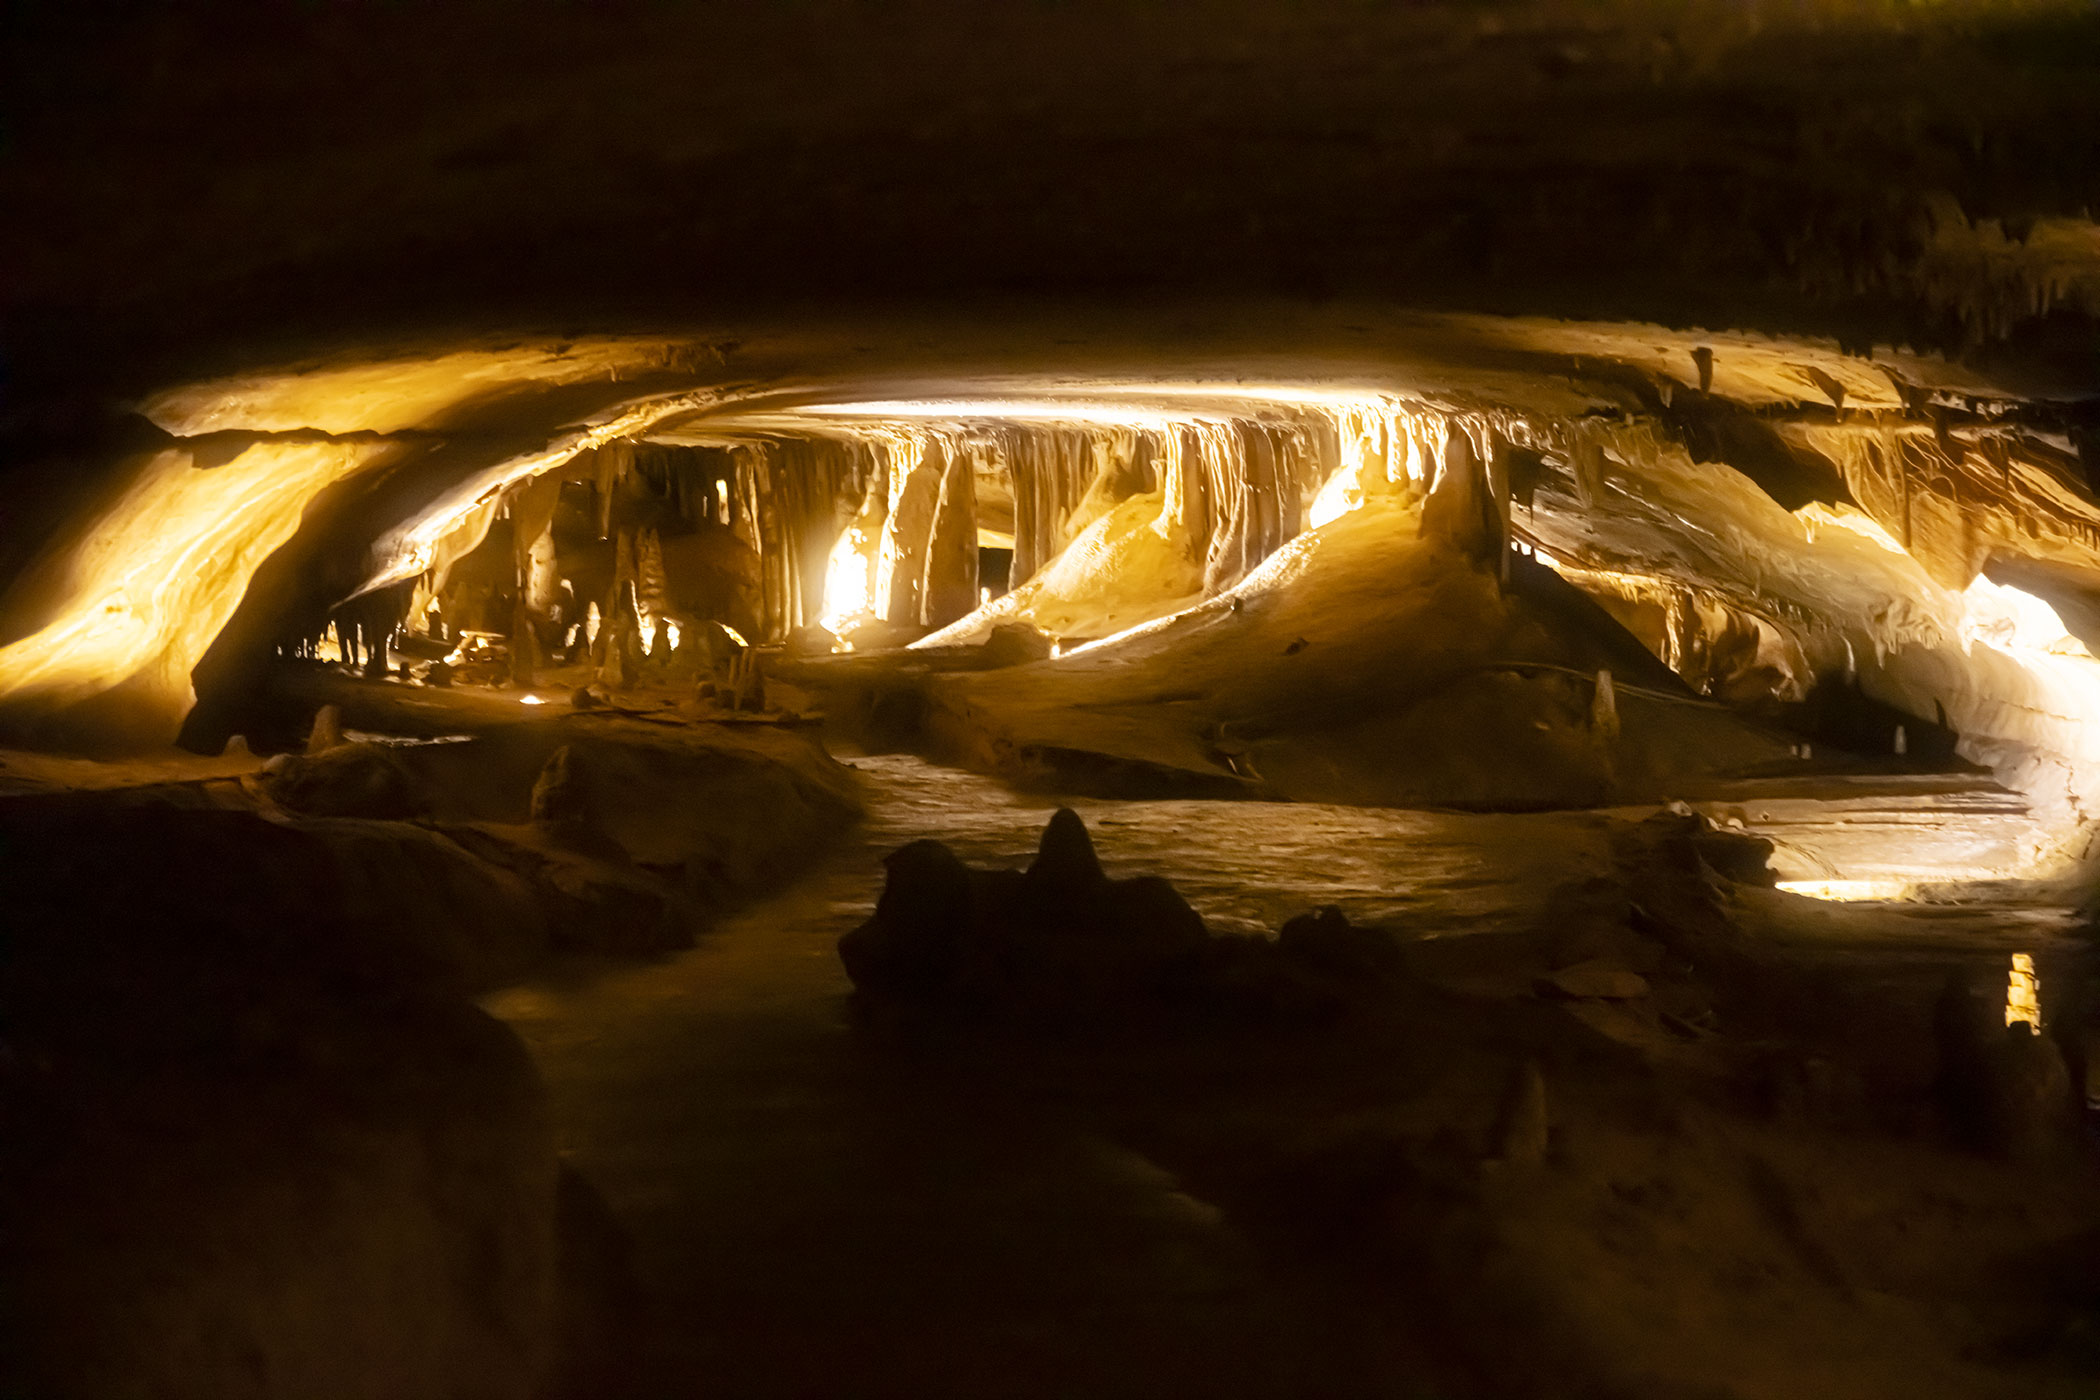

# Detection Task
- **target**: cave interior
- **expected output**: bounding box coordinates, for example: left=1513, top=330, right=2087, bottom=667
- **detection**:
left=6, top=3, right=2100, bottom=1398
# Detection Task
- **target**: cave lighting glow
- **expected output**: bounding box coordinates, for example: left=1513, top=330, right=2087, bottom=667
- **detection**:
left=1960, top=575, right=2090, bottom=657
left=1775, top=879, right=1915, bottom=901
left=798, top=384, right=1404, bottom=427
left=803, top=400, right=1186, bottom=429
left=819, top=521, right=878, bottom=635
left=0, top=442, right=386, bottom=737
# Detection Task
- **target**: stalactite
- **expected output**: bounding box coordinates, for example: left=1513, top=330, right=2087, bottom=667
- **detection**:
left=1005, top=426, right=1103, bottom=589
left=1242, top=424, right=1280, bottom=583
left=921, top=443, right=980, bottom=628
left=1419, top=428, right=1505, bottom=573
left=1157, top=427, right=1206, bottom=555
left=1489, top=429, right=1517, bottom=586
left=593, top=442, right=625, bottom=540
left=880, top=438, right=944, bottom=625
left=1199, top=422, right=1248, bottom=597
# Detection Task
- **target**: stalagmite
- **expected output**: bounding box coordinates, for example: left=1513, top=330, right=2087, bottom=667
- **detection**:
left=636, top=528, right=671, bottom=636
left=598, top=580, right=643, bottom=690
left=509, top=599, right=539, bottom=688
left=513, top=472, right=565, bottom=618
left=305, top=703, right=343, bottom=755
left=726, top=650, right=765, bottom=712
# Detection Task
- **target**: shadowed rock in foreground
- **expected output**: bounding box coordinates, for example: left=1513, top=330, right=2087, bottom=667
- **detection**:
left=839, top=807, right=1408, bottom=1025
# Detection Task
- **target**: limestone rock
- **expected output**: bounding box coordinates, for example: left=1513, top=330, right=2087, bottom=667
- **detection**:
left=1690, top=826, right=1779, bottom=886
left=1538, top=959, right=1650, bottom=1001
left=597, top=632, right=634, bottom=690
left=254, top=742, right=426, bottom=820
left=538, top=856, right=683, bottom=954
left=726, top=651, right=766, bottom=711
left=1277, top=905, right=1408, bottom=983
left=839, top=807, right=1210, bottom=1023
left=1189, top=932, right=1345, bottom=1025
left=787, top=624, right=839, bottom=657
left=677, top=619, right=744, bottom=673
left=981, top=622, right=1054, bottom=666
left=510, top=601, right=541, bottom=688
left=837, top=839, right=980, bottom=1000
left=839, top=811, right=1420, bottom=1027
left=530, top=745, right=587, bottom=829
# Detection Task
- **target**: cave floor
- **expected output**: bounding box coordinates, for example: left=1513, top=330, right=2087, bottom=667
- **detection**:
left=485, top=752, right=2093, bottom=1399
left=488, top=754, right=1390, bottom=1399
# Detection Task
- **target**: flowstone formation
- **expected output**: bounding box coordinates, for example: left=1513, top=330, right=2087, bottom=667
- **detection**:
left=916, top=428, right=1810, bottom=807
